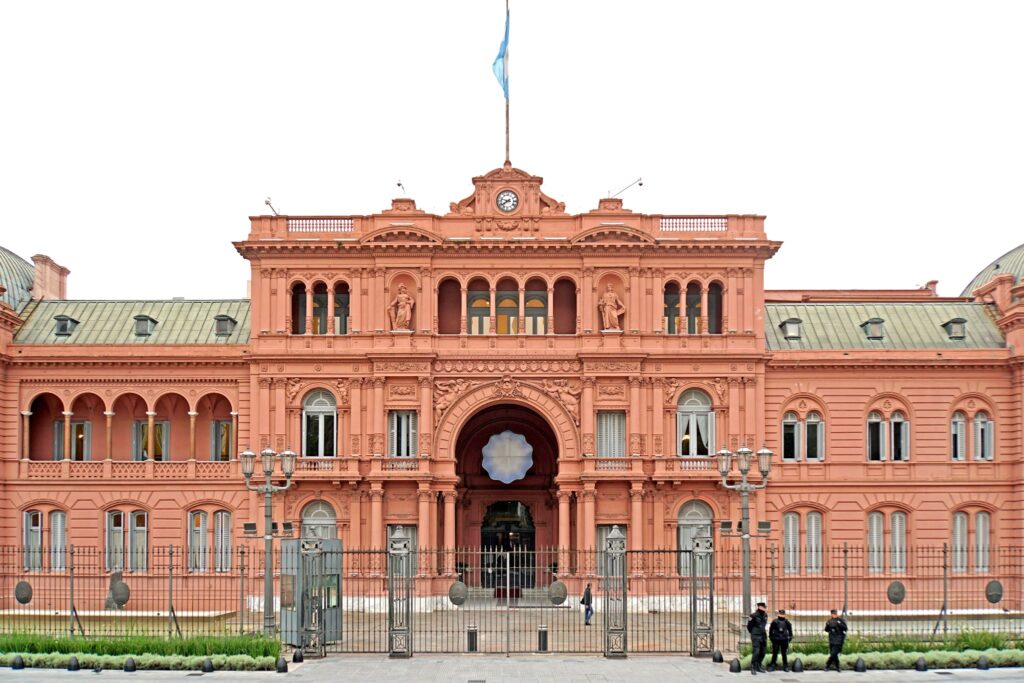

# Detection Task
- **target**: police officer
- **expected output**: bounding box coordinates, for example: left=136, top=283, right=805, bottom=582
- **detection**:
left=768, top=609, right=793, bottom=672
left=746, top=601, right=768, bottom=674
left=824, top=608, right=848, bottom=672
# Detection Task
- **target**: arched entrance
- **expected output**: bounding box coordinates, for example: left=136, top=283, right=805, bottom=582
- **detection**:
left=454, top=404, right=558, bottom=550
left=481, top=501, right=537, bottom=588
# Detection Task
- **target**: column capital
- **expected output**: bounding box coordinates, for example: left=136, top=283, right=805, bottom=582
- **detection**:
left=145, top=411, right=158, bottom=417
left=556, top=490, right=573, bottom=502
left=20, top=410, right=33, bottom=416
left=187, top=411, right=199, bottom=417
left=103, top=411, right=115, bottom=417
left=442, top=490, right=458, bottom=502
left=62, top=411, right=74, bottom=417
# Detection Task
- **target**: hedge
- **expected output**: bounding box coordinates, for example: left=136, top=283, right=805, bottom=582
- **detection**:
left=738, top=647, right=1024, bottom=670
left=740, top=631, right=1021, bottom=657
left=0, top=634, right=280, bottom=659
left=0, top=652, right=276, bottom=671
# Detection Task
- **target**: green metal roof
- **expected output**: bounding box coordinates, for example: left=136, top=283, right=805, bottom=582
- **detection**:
left=962, top=241, right=1024, bottom=296
left=765, top=302, right=1005, bottom=351
left=14, top=300, right=251, bottom=345
left=0, top=246, right=34, bottom=311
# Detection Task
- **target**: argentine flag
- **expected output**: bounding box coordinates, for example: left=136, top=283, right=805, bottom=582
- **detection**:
left=492, top=9, right=509, bottom=99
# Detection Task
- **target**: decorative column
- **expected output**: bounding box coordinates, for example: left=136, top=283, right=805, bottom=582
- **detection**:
left=370, top=487, right=384, bottom=550
left=628, top=267, right=640, bottom=333
left=488, top=286, right=496, bottom=334
left=581, top=268, right=594, bottom=333
left=327, top=284, right=336, bottom=334
left=62, top=411, right=73, bottom=460
left=630, top=486, right=644, bottom=552
left=188, top=411, right=198, bottom=459
left=418, top=377, right=432, bottom=457
left=628, top=377, right=641, bottom=456
left=581, top=377, right=595, bottom=456
left=349, top=487, right=362, bottom=550
left=145, top=410, right=156, bottom=460
left=443, top=491, right=457, bottom=572
left=575, top=493, right=585, bottom=569
left=372, top=377, right=385, bottom=456
left=517, top=286, right=525, bottom=334
left=417, top=488, right=432, bottom=575
left=349, top=269, right=362, bottom=333
left=459, top=283, right=468, bottom=334
left=350, top=378, right=363, bottom=456
left=419, top=267, right=432, bottom=334
left=700, top=284, right=709, bottom=334
left=583, top=487, right=596, bottom=551
left=304, top=285, right=313, bottom=336
left=374, top=268, right=386, bottom=332
left=229, top=411, right=238, bottom=460
left=557, top=491, right=571, bottom=575
left=20, top=411, right=31, bottom=459
left=652, top=380, right=665, bottom=456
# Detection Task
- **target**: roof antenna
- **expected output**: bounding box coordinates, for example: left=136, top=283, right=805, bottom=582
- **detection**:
left=610, top=177, right=643, bottom=198
left=264, top=197, right=280, bottom=216
left=396, top=180, right=408, bottom=196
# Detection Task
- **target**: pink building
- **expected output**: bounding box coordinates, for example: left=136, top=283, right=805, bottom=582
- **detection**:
left=1, top=162, right=1022, bottom=584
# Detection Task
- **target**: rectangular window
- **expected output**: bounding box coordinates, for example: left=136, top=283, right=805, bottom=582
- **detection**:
left=210, top=420, right=232, bottom=461
left=24, top=511, right=42, bottom=571
left=596, top=411, right=626, bottom=458
left=50, top=511, right=67, bottom=572
left=891, top=419, right=908, bottom=461
left=525, top=293, right=547, bottom=335
left=867, top=421, right=884, bottom=461
left=106, top=511, right=124, bottom=572
left=974, top=417, right=993, bottom=461
left=467, top=294, right=490, bottom=335
left=951, top=512, right=968, bottom=574
left=805, top=512, right=822, bottom=574
left=890, top=512, right=907, bottom=574
left=53, top=420, right=92, bottom=461
left=782, top=513, right=799, bottom=575
left=867, top=512, right=884, bottom=574
left=805, top=419, right=823, bottom=460
left=974, top=512, right=990, bottom=573
left=132, top=421, right=170, bottom=461
left=782, top=421, right=799, bottom=460
left=388, top=410, right=418, bottom=458
left=129, top=511, right=148, bottom=572
left=596, top=525, right=627, bottom=578
left=951, top=418, right=966, bottom=461
left=334, top=291, right=350, bottom=335
left=188, top=511, right=208, bottom=573
left=214, top=511, right=232, bottom=572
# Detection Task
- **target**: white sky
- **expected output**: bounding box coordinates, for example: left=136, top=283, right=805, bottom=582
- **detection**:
left=1, top=1, right=1022, bottom=300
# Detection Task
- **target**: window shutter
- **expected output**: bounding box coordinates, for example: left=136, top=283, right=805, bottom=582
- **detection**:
left=215, top=512, right=232, bottom=572
left=975, top=512, right=990, bottom=572
left=783, top=513, right=799, bottom=574
left=952, top=512, right=967, bottom=573
left=131, top=423, right=140, bottom=461
left=806, top=511, right=822, bottom=573
left=387, top=411, right=397, bottom=457
left=410, top=411, right=419, bottom=456
left=50, top=511, right=67, bottom=571
left=867, top=512, right=883, bottom=573
left=890, top=512, right=906, bottom=574
left=707, top=410, right=716, bottom=454
left=597, top=413, right=608, bottom=457
left=53, top=421, right=63, bottom=461
left=82, top=421, right=92, bottom=460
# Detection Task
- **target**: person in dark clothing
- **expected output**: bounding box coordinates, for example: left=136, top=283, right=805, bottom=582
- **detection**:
left=581, top=583, right=593, bottom=625
left=746, top=601, right=769, bottom=675
left=768, top=609, right=793, bottom=672
left=824, top=609, right=848, bottom=672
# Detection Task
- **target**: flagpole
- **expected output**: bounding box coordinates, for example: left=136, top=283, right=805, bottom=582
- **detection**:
left=504, top=0, right=510, bottom=163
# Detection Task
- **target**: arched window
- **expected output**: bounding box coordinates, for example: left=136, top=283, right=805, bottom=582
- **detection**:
left=302, top=390, right=337, bottom=458
left=436, top=278, right=461, bottom=334
left=524, top=278, right=547, bottom=335
left=290, top=283, right=307, bottom=334
left=890, top=511, right=907, bottom=574
left=495, top=278, right=519, bottom=335
left=311, top=282, right=328, bottom=334
left=867, top=411, right=885, bottom=461
left=975, top=511, right=990, bottom=572
left=552, top=278, right=577, bottom=334
left=334, top=282, right=350, bottom=335
left=782, top=412, right=800, bottom=460
left=783, top=512, right=799, bottom=574
left=867, top=511, right=884, bottom=573
left=973, top=412, right=993, bottom=461
left=467, top=278, right=490, bottom=335
left=806, top=511, right=822, bottom=574
left=952, top=511, right=968, bottom=573
left=663, top=282, right=680, bottom=335
left=23, top=510, right=42, bottom=571
left=188, top=510, right=208, bottom=572
left=301, top=500, right=337, bottom=540
left=677, top=389, right=714, bottom=456
left=677, top=500, right=713, bottom=576
left=707, top=282, right=723, bottom=335
left=685, top=281, right=702, bottom=334
left=890, top=411, right=909, bottom=461
left=951, top=412, right=967, bottom=461
left=805, top=412, right=824, bottom=460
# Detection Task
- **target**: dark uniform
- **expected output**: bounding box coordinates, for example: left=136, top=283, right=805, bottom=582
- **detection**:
left=581, top=584, right=593, bottom=625
left=768, top=614, right=793, bottom=671
left=824, top=614, right=848, bottom=672
left=746, top=608, right=768, bottom=674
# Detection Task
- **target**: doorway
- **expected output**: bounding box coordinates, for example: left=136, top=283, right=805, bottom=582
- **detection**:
left=481, top=501, right=535, bottom=588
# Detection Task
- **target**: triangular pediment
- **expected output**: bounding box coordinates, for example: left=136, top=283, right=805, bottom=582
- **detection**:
left=571, top=225, right=655, bottom=245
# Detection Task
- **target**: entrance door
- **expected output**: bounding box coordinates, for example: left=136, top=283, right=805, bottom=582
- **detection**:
left=480, top=501, right=536, bottom=589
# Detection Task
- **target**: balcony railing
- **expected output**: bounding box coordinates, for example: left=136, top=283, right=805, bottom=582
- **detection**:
left=287, top=218, right=354, bottom=233
left=659, top=217, right=728, bottom=232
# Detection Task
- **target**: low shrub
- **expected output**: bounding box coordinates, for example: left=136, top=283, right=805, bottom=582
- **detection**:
left=737, top=647, right=1024, bottom=671
left=740, top=631, right=1022, bottom=658
left=0, top=634, right=280, bottom=659
left=0, top=652, right=276, bottom=671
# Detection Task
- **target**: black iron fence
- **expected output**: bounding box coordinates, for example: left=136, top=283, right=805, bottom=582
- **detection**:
left=1, top=542, right=1021, bottom=656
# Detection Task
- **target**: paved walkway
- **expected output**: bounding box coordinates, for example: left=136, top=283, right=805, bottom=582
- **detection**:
left=1, top=656, right=1022, bottom=683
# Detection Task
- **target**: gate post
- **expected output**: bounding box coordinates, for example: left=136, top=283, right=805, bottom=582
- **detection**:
left=388, top=526, right=413, bottom=658
left=604, top=525, right=627, bottom=658
left=691, top=534, right=714, bottom=655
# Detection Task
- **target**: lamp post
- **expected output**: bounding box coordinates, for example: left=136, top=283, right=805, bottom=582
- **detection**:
left=716, top=445, right=773, bottom=618
left=240, top=446, right=296, bottom=637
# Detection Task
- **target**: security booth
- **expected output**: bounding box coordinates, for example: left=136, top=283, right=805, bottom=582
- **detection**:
left=281, top=538, right=343, bottom=657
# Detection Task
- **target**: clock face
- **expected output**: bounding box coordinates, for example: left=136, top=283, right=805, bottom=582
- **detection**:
left=496, top=190, right=519, bottom=213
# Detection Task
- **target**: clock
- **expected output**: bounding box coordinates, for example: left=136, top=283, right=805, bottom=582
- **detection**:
left=496, top=190, right=519, bottom=213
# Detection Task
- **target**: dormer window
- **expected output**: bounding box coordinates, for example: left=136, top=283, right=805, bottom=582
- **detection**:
left=134, top=315, right=157, bottom=337
left=861, top=318, right=884, bottom=340
left=214, top=314, right=237, bottom=337
left=942, top=318, right=966, bottom=340
left=54, top=315, right=79, bottom=336
left=780, top=318, right=802, bottom=340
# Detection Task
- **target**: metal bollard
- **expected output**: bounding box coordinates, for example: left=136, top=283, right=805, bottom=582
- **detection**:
left=537, top=624, right=548, bottom=652
left=467, top=624, right=478, bottom=652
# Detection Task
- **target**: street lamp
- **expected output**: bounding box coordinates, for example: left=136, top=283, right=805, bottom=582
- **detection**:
left=240, top=446, right=296, bottom=637
left=717, top=444, right=773, bottom=619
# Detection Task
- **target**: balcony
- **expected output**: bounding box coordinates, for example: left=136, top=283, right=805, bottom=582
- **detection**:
left=19, top=459, right=238, bottom=482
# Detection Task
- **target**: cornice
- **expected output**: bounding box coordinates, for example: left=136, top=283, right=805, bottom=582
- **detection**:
left=18, top=377, right=241, bottom=385
left=766, top=359, right=1010, bottom=371
left=235, top=241, right=781, bottom=258
left=11, top=359, right=248, bottom=369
